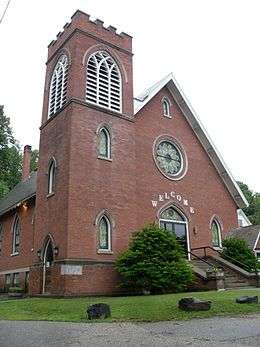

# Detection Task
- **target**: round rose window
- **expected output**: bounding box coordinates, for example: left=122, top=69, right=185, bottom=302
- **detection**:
left=154, top=137, right=187, bottom=180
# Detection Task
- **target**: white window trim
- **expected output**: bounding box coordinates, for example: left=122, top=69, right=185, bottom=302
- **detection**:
left=98, top=215, right=112, bottom=252
left=48, top=54, right=69, bottom=118
left=47, top=160, right=56, bottom=195
left=159, top=206, right=190, bottom=260
left=162, top=97, right=171, bottom=118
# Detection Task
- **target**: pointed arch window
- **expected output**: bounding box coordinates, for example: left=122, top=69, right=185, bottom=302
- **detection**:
left=86, top=51, right=122, bottom=112
left=48, top=54, right=69, bottom=118
left=159, top=206, right=189, bottom=254
left=162, top=98, right=171, bottom=117
left=12, top=215, right=20, bottom=254
left=0, top=224, right=3, bottom=256
left=211, top=219, right=222, bottom=248
left=98, top=216, right=111, bottom=251
left=98, top=127, right=111, bottom=159
left=47, top=159, right=56, bottom=195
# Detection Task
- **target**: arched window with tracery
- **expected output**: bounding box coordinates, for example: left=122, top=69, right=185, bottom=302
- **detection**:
left=98, top=127, right=111, bottom=159
left=47, top=159, right=56, bottom=195
left=12, top=215, right=20, bottom=254
left=98, top=215, right=111, bottom=251
left=86, top=51, right=122, bottom=112
left=211, top=219, right=222, bottom=248
left=159, top=206, right=188, bottom=253
left=48, top=54, right=69, bottom=118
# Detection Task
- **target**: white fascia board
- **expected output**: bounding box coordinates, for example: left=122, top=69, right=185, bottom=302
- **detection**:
left=134, top=73, right=249, bottom=209
left=134, top=73, right=172, bottom=114
left=253, top=231, right=260, bottom=251
left=237, top=209, right=251, bottom=226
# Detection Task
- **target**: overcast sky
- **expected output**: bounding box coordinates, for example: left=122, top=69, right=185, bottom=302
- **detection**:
left=1, top=0, right=260, bottom=192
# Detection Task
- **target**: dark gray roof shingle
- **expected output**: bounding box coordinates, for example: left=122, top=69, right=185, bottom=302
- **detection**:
left=0, top=171, right=37, bottom=217
left=226, top=225, right=260, bottom=250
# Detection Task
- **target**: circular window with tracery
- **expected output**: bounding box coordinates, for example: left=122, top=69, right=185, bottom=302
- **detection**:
left=153, top=136, right=187, bottom=180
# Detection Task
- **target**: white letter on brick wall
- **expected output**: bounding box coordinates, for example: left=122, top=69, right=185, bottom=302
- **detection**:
left=151, top=201, right=158, bottom=207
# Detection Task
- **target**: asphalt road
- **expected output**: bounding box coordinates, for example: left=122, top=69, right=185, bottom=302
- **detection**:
left=1, top=315, right=260, bottom=346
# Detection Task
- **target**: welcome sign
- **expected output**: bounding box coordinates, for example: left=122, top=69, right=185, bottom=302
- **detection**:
left=151, top=191, right=195, bottom=214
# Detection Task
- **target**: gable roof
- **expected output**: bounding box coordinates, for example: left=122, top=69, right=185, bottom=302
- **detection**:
left=0, top=172, right=37, bottom=217
left=226, top=225, right=260, bottom=250
left=134, top=73, right=248, bottom=209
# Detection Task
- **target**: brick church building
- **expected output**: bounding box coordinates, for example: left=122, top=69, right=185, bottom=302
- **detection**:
left=0, top=10, right=249, bottom=295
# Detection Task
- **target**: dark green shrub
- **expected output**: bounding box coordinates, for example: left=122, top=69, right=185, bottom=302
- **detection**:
left=8, top=287, right=24, bottom=293
left=222, top=237, right=258, bottom=271
left=116, top=224, right=193, bottom=293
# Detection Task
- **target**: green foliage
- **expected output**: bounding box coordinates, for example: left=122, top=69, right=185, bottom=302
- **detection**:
left=8, top=287, right=24, bottom=293
left=30, top=149, right=39, bottom=172
left=222, top=237, right=258, bottom=271
left=0, top=106, right=38, bottom=199
left=238, top=181, right=260, bottom=225
left=0, top=105, right=15, bottom=149
left=0, top=106, right=22, bottom=199
left=116, top=224, right=193, bottom=293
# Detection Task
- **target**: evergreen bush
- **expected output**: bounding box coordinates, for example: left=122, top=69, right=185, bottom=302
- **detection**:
left=116, top=224, right=193, bottom=293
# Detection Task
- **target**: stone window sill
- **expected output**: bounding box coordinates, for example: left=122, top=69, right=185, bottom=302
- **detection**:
left=97, top=156, right=112, bottom=162
left=97, top=249, right=113, bottom=254
left=213, top=246, right=222, bottom=251
left=163, top=114, right=172, bottom=119
left=46, top=192, right=55, bottom=199
left=11, top=252, right=19, bottom=257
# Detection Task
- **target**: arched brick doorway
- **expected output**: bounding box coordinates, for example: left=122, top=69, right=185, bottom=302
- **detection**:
left=42, top=237, right=54, bottom=294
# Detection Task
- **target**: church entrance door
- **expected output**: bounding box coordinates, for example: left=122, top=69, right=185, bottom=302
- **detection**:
left=42, top=238, right=54, bottom=294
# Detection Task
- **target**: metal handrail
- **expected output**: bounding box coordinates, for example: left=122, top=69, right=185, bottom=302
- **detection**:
left=191, top=246, right=256, bottom=273
left=188, top=251, right=216, bottom=268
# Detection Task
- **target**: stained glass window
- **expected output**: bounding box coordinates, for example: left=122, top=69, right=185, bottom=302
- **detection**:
left=98, top=216, right=111, bottom=250
left=99, top=128, right=110, bottom=158
left=12, top=215, right=20, bottom=254
left=160, top=207, right=185, bottom=221
left=211, top=220, right=221, bottom=247
left=156, top=141, right=182, bottom=176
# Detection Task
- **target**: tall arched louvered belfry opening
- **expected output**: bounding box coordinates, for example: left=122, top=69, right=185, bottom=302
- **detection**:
left=86, top=51, right=122, bottom=112
left=48, top=54, right=69, bottom=118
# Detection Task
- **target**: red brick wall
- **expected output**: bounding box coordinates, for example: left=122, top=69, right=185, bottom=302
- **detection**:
left=41, top=10, right=133, bottom=125
left=35, top=8, right=135, bottom=280
left=0, top=11, right=240, bottom=295
left=134, top=87, right=238, bottom=251
left=34, top=106, right=71, bottom=264
left=66, top=103, right=136, bottom=261
left=0, top=201, right=34, bottom=291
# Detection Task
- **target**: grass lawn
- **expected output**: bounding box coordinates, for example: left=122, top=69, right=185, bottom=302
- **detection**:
left=1, top=289, right=260, bottom=322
